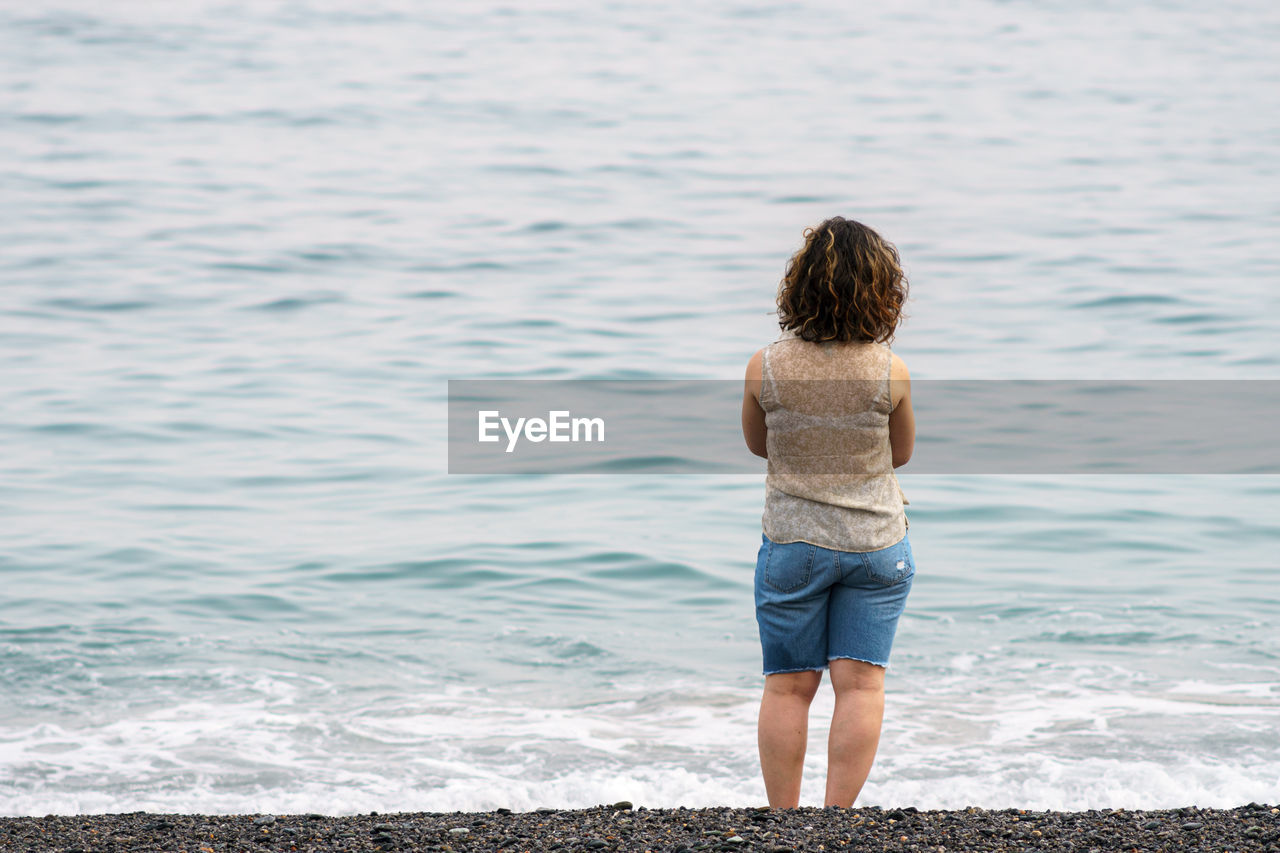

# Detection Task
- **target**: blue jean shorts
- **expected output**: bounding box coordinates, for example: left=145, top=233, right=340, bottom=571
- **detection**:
left=754, top=531, right=915, bottom=675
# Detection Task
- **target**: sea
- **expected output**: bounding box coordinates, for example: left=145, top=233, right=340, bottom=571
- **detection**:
left=2, top=0, right=1278, bottom=817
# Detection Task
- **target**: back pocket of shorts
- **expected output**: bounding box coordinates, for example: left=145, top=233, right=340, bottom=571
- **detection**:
left=862, top=537, right=914, bottom=587
left=763, top=540, right=816, bottom=593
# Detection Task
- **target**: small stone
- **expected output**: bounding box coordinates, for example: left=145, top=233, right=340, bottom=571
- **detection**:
left=307, top=814, right=325, bottom=821
left=726, top=837, right=746, bottom=844
left=497, top=836, right=519, bottom=848
left=449, top=827, right=470, bottom=835
left=1245, top=826, right=1266, bottom=838
left=586, top=840, right=607, bottom=849
left=1181, top=821, right=1203, bottom=830
left=253, top=816, right=276, bottom=827
left=612, top=801, right=633, bottom=811
left=536, top=807, right=557, bottom=814
left=496, top=808, right=512, bottom=815
left=1142, top=820, right=1161, bottom=830
left=373, top=824, right=396, bottom=832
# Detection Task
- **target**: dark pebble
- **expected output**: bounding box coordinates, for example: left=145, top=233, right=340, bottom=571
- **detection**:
left=1, top=803, right=1274, bottom=853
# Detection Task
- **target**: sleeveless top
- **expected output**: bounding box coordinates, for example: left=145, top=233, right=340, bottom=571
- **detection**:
left=759, top=334, right=909, bottom=552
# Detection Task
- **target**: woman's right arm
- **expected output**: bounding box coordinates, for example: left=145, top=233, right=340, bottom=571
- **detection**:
left=888, top=352, right=914, bottom=468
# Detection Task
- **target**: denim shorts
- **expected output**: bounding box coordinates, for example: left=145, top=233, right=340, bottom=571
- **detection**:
left=754, top=531, right=915, bottom=675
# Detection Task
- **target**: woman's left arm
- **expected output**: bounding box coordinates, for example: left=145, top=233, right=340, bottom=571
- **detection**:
left=742, top=348, right=767, bottom=458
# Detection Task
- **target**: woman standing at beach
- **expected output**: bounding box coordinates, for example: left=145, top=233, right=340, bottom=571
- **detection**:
left=741, top=216, right=916, bottom=809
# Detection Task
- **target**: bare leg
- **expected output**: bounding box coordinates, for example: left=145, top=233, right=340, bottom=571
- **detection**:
left=824, top=658, right=886, bottom=807
left=757, top=669, right=822, bottom=808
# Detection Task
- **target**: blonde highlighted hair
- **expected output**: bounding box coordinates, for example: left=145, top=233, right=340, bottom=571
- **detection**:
left=776, top=217, right=908, bottom=343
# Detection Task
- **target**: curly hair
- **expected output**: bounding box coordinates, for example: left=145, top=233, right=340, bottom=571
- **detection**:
left=776, top=217, right=908, bottom=344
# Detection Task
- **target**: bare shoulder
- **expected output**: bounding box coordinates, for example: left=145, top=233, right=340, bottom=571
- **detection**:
left=746, top=346, right=766, bottom=380
left=889, top=350, right=910, bottom=381
left=888, top=349, right=911, bottom=411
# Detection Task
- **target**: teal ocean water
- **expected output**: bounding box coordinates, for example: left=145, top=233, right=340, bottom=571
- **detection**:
left=2, top=0, right=1279, bottom=816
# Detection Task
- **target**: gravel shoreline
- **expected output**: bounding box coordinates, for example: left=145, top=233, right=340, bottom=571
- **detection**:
left=3, top=802, right=1276, bottom=853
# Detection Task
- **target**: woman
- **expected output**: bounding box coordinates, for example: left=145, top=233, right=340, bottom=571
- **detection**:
left=741, top=216, right=916, bottom=809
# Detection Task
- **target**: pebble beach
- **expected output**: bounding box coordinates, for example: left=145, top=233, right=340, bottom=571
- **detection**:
left=3, top=803, right=1277, bottom=853
left=4, top=0, right=1280, bottom=821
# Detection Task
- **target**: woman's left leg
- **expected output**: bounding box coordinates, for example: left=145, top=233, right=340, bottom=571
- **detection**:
left=757, top=669, right=823, bottom=808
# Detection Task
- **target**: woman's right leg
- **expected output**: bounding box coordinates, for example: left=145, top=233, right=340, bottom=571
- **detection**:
left=824, top=657, right=885, bottom=807
left=823, top=535, right=914, bottom=806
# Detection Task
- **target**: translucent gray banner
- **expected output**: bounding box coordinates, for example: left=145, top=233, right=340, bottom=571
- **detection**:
left=447, top=380, right=1280, bottom=474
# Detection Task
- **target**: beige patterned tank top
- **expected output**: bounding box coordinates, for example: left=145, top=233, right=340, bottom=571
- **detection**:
left=760, top=334, right=909, bottom=552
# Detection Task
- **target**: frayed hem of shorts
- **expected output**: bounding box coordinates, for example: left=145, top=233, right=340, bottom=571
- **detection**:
left=827, top=655, right=889, bottom=669
left=762, top=664, right=828, bottom=676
